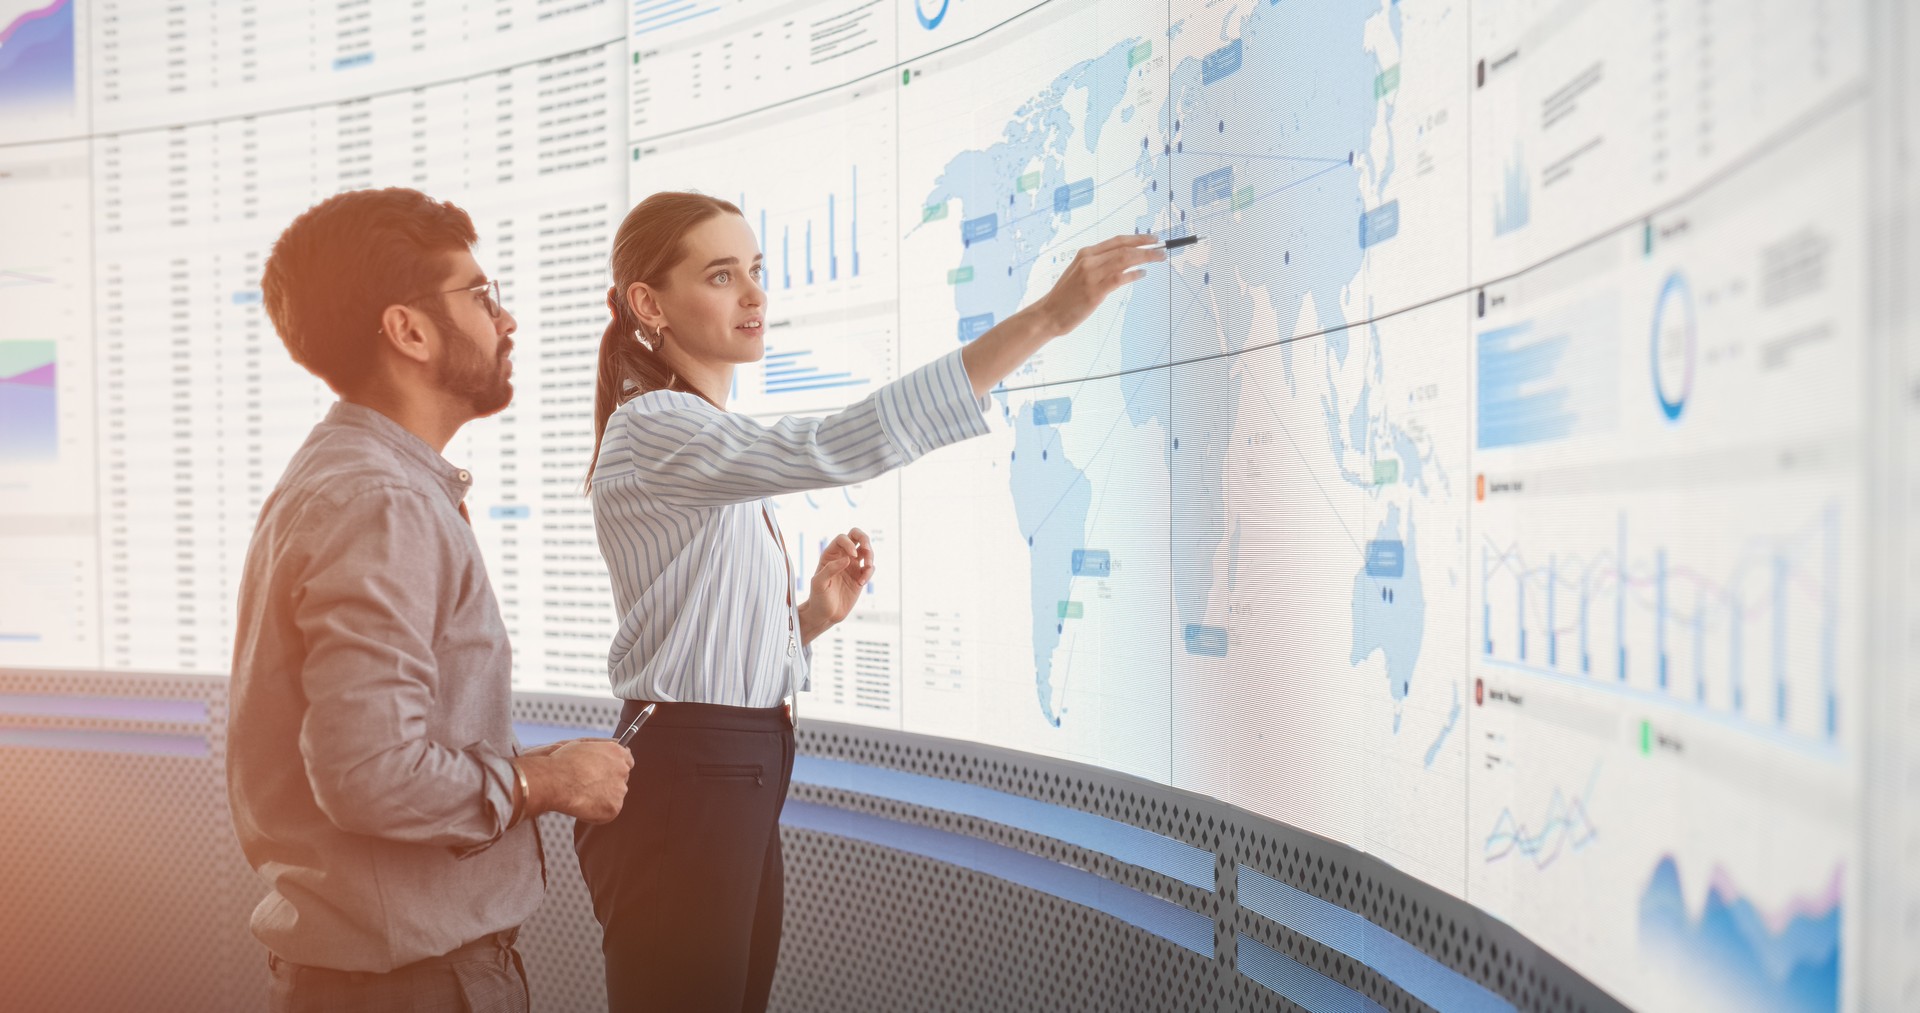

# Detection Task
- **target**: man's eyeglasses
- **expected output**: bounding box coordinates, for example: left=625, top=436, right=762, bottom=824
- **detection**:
left=374, top=278, right=503, bottom=335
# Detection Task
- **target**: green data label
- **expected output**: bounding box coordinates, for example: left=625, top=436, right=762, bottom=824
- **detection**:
left=1375, top=64, right=1401, bottom=99
left=1018, top=171, right=1043, bottom=192
left=923, top=202, right=949, bottom=222
left=947, top=266, right=974, bottom=284
left=1373, top=460, right=1400, bottom=486
left=1057, top=601, right=1084, bottom=619
left=1129, top=42, right=1153, bottom=68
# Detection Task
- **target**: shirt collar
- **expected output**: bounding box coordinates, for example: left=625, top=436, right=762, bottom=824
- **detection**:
left=325, top=401, right=474, bottom=508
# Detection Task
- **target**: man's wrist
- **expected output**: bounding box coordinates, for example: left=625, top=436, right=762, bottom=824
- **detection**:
left=507, top=757, right=531, bottom=828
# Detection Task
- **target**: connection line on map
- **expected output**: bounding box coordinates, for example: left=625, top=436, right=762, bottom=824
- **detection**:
left=1023, top=308, right=1169, bottom=729
left=1008, top=157, right=1344, bottom=274
left=1006, top=184, right=1157, bottom=272
left=1167, top=260, right=1219, bottom=337
left=1035, top=276, right=1168, bottom=406
left=993, top=142, right=1344, bottom=236
left=1051, top=640, right=1080, bottom=723
left=1170, top=265, right=1360, bottom=555
left=1182, top=162, right=1349, bottom=232
left=995, top=164, right=1156, bottom=231
left=1014, top=367, right=1166, bottom=728
left=1015, top=360, right=1151, bottom=547
left=998, top=84, right=1869, bottom=396
left=1169, top=267, right=1366, bottom=559
left=1174, top=150, right=1350, bottom=165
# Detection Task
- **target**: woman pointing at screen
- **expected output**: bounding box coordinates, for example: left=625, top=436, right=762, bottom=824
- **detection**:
left=574, top=190, right=1163, bottom=1011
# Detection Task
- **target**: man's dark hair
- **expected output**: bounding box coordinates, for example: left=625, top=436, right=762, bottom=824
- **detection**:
left=260, top=187, right=478, bottom=396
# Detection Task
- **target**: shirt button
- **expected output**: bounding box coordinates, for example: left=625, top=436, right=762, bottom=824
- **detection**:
left=457, top=469, right=471, bottom=483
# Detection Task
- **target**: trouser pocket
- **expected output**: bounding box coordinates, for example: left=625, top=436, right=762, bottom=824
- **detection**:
left=696, top=762, right=765, bottom=785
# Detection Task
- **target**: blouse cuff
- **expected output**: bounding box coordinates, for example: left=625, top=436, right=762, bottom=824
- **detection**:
left=873, top=348, right=992, bottom=462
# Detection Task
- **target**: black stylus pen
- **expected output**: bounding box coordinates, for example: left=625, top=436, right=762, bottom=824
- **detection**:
left=1156, top=234, right=1200, bottom=250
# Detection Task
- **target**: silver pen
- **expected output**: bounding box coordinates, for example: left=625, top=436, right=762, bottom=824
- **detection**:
left=615, top=702, right=657, bottom=747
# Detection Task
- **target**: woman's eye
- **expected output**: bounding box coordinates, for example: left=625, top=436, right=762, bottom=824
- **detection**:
left=749, top=266, right=763, bottom=282
left=712, top=271, right=730, bottom=285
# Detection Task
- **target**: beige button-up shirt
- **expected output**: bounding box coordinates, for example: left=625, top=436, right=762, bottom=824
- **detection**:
left=227, top=401, right=541, bottom=972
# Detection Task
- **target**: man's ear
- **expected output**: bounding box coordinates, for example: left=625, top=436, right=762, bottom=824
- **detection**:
left=376, top=304, right=433, bottom=365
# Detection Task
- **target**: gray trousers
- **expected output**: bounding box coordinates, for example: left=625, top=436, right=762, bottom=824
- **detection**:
left=265, top=930, right=529, bottom=1013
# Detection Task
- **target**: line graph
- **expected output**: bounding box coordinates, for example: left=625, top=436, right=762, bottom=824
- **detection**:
left=1478, top=505, right=1841, bottom=746
left=1483, top=765, right=1600, bottom=869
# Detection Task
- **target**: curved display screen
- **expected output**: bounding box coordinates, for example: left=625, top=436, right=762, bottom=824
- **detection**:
left=1, top=2, right=1910, bottom=1009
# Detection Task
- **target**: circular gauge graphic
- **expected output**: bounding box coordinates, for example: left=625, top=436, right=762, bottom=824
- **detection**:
left=1650, top=271, right=1695, bottom=422
left=915, top=0, right=951, bottom=29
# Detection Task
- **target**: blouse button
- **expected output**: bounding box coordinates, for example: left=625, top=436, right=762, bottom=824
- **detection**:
left=457, top=469, right=472, bottom=483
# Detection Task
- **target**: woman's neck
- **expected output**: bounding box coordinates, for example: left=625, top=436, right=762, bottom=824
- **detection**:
left=657, top=343, right=733, bottom=410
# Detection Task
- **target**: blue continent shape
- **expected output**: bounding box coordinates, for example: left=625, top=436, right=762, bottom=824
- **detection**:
left=921, top=38, right=1141, bottom=725
left=1145, top=0, right=1383, bottom=641
left=1009, top=404, right=1091, bottom=726
left=1351, top=504, right=1425, bottom=714
left=919, top=39, right=1143, bottom=343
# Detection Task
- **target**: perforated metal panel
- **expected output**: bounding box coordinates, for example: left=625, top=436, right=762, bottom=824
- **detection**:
left=780, top=720, right=1626, bottom=1013
left=0, top=676, right=1623, bottom=1013
left=0, top=670, right=263, bottom=1013
left=776, top=830, right=1225, bottom=1013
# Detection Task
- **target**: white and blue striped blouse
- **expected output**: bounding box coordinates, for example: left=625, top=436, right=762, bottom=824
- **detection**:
left=589, top=347, right=992, bottom=707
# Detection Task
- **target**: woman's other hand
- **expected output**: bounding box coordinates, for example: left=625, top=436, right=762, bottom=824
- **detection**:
left=797, top=527, right=874, bottom=643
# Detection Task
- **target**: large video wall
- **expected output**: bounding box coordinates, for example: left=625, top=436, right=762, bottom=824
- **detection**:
left=2, top=1, right=1915, bottom=1009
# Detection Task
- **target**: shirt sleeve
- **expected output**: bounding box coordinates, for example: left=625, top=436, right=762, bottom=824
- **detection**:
left=591, top=347, right=992, bottom=508
left=289, top=486, right=517, bottom=852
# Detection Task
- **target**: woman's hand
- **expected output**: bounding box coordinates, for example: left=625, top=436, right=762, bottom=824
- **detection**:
left=797, top=527, right=875, bottom=644
left=961, top=233, right=1164, bottom=397
left=1031, top=233, right=1166, bottom=336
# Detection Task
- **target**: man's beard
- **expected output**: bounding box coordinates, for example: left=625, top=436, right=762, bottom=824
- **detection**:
left=430, top=309, right=513, bottom=417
